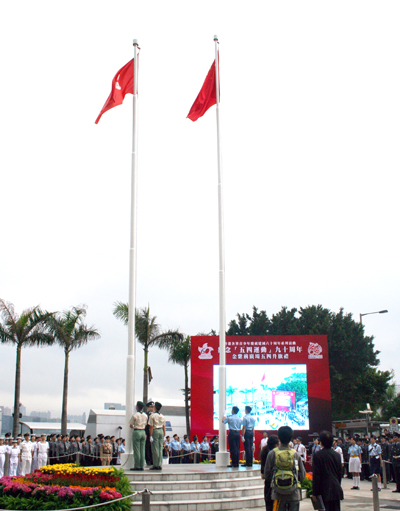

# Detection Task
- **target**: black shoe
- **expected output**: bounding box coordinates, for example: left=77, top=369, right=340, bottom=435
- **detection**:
left=150, top=466, right=158, bottom=470
left=157, top=466, right=162, bottom=470
left=392, top=490, right=400, bottom=493
left=350, top=487, right=357, bottom=490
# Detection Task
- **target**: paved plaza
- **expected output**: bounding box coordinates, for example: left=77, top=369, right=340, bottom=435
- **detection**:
left=245, top=474, right=400, bottom=511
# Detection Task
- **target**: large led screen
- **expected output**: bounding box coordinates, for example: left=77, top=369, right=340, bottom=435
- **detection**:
left=213, top=364, right=309, bottom=431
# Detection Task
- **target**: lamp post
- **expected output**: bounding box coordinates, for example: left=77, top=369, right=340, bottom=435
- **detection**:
left=359, top=310, right=388, bottom=324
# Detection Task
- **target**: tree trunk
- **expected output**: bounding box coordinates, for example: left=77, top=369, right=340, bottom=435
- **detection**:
left=12, top=344, right=22, bottom=438
left=143, top=347, right=148, bottom=411
left=184, top=362, right=190, bottom=438
left=61, top=349, right=69, bottom=436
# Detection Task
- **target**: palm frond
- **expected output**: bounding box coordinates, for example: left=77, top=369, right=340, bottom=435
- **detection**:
left=113, top=301, right=129, bottom=325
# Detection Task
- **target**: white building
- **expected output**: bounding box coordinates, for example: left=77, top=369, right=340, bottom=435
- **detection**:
left=85, top=399, right=187, bottom=439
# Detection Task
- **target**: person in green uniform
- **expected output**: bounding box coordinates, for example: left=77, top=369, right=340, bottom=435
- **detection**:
left=129, top=401, right=148, bottom=470
left=148, top=401, right=166, bottom=470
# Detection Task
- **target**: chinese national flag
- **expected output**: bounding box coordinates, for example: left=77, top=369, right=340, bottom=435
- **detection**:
left=95, top=59, right=134, bottom=124
left=187, top=60, right=218, bottom=122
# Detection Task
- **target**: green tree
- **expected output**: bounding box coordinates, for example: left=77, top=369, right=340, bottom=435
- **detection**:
left=113, top=302, right=183, bottom=408
left=227, top=306, right=270, bottom=336
left=277, top=373, right=308, bottom=405
left=47, top=306, right=100, bottom=435
left=0, top=299, right=54, bottom=437
left=225, top=304, right=392, bottom=420
left=162, top=335, right=191, bottom=436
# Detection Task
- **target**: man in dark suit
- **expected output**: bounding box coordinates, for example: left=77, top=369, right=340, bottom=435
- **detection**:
left=312, top=430, right=344, bottom=511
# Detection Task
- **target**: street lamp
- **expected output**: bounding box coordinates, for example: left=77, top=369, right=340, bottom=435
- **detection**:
left=359, top=310, right=388, bottom=324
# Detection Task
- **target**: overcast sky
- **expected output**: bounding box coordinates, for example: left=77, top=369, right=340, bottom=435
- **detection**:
left=1, top=0, right=399, bottom=419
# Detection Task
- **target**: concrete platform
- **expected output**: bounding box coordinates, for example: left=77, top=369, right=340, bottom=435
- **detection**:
left=128, top=464, right=265, bottom=510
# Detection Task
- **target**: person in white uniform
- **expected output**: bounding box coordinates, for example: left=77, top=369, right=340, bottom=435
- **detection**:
left=37, top=434, right=49, bottom=468
left=20, top=433, right=33, bottom=476
left=16, top=437, right=23, bottom=476
left=295, top=437, right=307, bottom=463
left=31, top=435, right=38, bottom=471
left=5, top=439, right=13, bottom=476
left=9, top=439, right=20, bottom=477
left=0, top=437, right=7, bottom=478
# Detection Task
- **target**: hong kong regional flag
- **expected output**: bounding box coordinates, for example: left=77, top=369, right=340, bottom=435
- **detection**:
left=95, top=59, right=134, bottom=124
left=187, top=60, right=218, bottom=122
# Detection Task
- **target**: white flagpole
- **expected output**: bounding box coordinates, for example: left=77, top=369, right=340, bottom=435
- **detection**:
left=214, top=35, right=230, bottom=468
left=123, top=39, right=139, bottom=468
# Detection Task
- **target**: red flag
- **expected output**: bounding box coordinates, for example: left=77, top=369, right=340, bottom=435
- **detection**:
left=95, top=59, right=134, bottom=124
left=187, top=60, right=218, bottom=122
left=261, top=373, right=265, bottom=382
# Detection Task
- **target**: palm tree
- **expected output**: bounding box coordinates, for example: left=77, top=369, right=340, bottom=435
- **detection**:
left=162, top=335, right=191, bottom=436
left=240, top=388, right=252, bottom=404
left=226, top=386, right=237, bottom=406
left=0, top=299, right=54, bottom=437
left=113, top=302, right=183, bottom=408
left=47, top=306, right=100, bottom=435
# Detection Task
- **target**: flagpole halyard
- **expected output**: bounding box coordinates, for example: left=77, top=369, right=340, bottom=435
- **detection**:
left=123, top=38, right=139, bottom=468
left=214, top=35, right=230, bottom=468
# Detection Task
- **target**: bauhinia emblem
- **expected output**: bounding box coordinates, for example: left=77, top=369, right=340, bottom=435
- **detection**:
left=198, top=343, right=214, bottom=359
left=308, top=342, right=323, bottom=359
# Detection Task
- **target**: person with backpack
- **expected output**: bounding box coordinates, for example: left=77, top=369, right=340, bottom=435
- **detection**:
left=264, top=426, right=305, bottom=511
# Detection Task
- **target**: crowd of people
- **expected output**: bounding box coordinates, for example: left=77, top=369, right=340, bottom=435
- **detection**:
left=259, top=428, right=400, bottom=511
left=0, top=431, right=127, bottom=477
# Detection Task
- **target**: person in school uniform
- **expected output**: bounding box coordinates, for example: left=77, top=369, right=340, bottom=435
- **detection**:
left=170, top=434, right=182, bottom=464
left=20, top=433, right=33, bottom=476
left=210, top=435, right=219, bottom=460
left=312, top=437, right=322, bottom=463
left=348, top=437, right=362, bottom=490
left=242, top=406, right=256, bottom=467
left=223, top=406, right=242, bottom=468
left=148, top=401, right=166, bottom=470
left=117, top=438, right=125, bottom=465
left=368, top=435, right=383, bottom=491
left=200, top=435, right=210, bottom=462
left=191, top=435, right=201, bottom=464
left=333, top=438, right=344, bottom=467
left=129, top=400, right=148, bottom=471
left=181, top=435, right=191, bottom=464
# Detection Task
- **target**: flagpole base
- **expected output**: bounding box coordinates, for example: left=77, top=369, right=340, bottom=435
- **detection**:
left=216, top=451, right=230, bottom=467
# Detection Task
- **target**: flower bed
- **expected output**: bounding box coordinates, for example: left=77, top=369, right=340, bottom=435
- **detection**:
left=0, top=464, right=133, bottom=510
